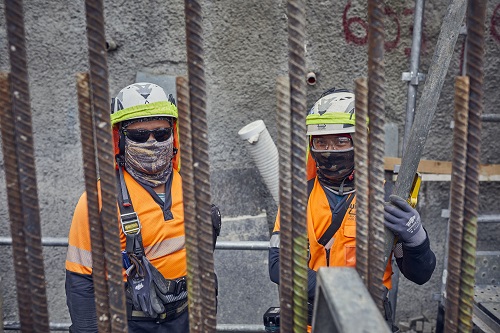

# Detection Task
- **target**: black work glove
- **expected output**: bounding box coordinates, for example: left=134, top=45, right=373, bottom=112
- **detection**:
left=384, top=194, right=426, bottom=247
left=126, top=254, right=169, bottom=318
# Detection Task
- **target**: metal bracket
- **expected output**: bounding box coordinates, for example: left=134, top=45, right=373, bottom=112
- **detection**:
left=401, top=72, right=427, bottom=85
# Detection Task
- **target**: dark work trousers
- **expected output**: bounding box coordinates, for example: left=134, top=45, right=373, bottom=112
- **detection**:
left=128, top=310, right=189, bottom=333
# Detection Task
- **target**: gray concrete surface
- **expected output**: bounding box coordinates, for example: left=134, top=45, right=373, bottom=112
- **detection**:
left=0, top=0, right=499, bottom=329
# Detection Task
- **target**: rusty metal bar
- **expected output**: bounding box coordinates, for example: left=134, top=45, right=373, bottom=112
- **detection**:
left=287, top=0, right=308, bottom=331
left=388, top=0, right=467, bottom=268
left=444, top=76, right=469, bottom=333
left=367, top=0, right=386, bottom=313
left=276, top=76, right=293, bottom=332
left=184, top=1, right=217, bottom=331
left=76, top=72, right=111, bottom=333
left=458, top=1, right=486, bottom=332
left=176, top=76, right=204, bottom=332
left=354, top=77, right=370, bottom=288
left=0, top=72, right=34, bottom=333
left=84, top=1, right=128, bottom=331
left=3, top=1, right=50, bottom=331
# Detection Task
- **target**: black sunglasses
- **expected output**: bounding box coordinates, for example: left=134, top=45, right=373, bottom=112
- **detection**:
left=122, top=127, right=173, bottom=143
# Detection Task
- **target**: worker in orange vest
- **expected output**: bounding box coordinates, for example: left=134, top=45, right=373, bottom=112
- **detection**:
left=65, top=82, right=220, bottom=332
left=268, top=88, right=436, bottom=332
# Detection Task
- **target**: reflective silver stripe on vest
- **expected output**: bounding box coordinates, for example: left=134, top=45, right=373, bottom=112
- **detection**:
left=269, top=233, right=280, bottom=248
left=145, top=236, right=185, bottom=260
left=66, top=244, right=93, bottom=268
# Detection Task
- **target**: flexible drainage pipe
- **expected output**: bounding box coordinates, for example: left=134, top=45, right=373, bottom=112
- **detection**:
left=238, top=120, right=280, bottom=204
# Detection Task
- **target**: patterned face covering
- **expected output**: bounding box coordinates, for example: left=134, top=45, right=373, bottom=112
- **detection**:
left=124, top=136, right=174, bottom=187
left=311, top=147, right=355, bottom=194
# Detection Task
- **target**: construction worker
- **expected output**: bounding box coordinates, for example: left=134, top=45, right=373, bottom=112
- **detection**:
left=65, top=82, right=219, bottom=332
left=268, top=88, right=436, bottom=331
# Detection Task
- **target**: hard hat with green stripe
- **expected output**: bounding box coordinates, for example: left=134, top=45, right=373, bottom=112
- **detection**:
left=110, top=82, right=182, bottom=172
left=110, top=82, right=178, bottom=127
left=306, top=89, right=355, bottom=136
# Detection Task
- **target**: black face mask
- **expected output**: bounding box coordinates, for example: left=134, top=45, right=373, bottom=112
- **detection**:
left=311, top=148, right=355, bottom=194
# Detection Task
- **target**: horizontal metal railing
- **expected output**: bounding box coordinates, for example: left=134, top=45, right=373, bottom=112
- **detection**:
left=1, top=237, right=270, bottom=332
left=0, top=237, right=270, bottom=250
left=3, top=322, right=266, bottom=332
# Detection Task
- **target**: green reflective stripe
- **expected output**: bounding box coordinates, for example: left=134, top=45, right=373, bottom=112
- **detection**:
left=270, top=233, right=280, bottom=248
left=145, top=236, right=185, bottom=259
left=111, top=101, right=178, bottom=125
left=306, top=112, right=355, bottom=125
left=66, top=244, right=93, bottom=268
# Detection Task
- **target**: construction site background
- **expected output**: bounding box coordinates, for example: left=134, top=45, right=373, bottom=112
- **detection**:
left=0, top=0, right=498, bottom=329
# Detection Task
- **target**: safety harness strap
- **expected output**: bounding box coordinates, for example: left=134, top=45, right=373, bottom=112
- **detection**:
left=317, top=193, right=354, bottom=247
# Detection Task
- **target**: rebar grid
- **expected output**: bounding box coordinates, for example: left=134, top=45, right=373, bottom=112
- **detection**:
left=176, top=76, right=204, bottom=332
left=77, top=72, right=111, bottom=332
left=367, top=0, right=386, bottom=313
left=276, top=76, right=293, bottom=332
left=184, top=1, right=217, bottom=331
left=4, top=1, right=50, bottom=331
left=458, top=1, right=486, bottom=332
left=0, top=72, right=34, bottom=333
left=84, top=1, right=128, bottom=331
left=444, top=76, right=469, bottom=333
left=287, top=0, right=308, bottom=331
left=354, top=78, right=370, bottom=287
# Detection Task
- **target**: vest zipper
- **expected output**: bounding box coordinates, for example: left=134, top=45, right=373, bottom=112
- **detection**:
left=326, top=248, right=331, bottom=267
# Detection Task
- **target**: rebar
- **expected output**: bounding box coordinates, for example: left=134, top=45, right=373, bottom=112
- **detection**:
left=458, top=1, right=486, bottom=332
left=444, top=76, right=469, bottom=333
left=4, top=1, right=50, bottom=331
left=184, top=1, right=217, bottom=331
left=84, top=1, right=128, bottom=331
left=76, top=72, right=111, bottom=333
left=177, top=76, right=203, bottom=332
left=287, top=1, right=308, bottom=331
left=389, top=0, right=467, bottom=268
left=276, top=76, right=293, bottom=332
left=0, top=73, right=34, bottom=333
left=367, top=0, right=386, bottom=313
left=354, top=77, right=370, bottom=288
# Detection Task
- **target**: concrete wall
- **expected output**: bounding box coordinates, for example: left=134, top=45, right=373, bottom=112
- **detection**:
left=0, top=0, right=499, bottom=329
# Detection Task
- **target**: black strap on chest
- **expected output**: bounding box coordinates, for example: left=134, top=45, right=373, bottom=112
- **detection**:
left=317, top=189, right=355, bottom=247
left=116, top=164, right=144, bottom=255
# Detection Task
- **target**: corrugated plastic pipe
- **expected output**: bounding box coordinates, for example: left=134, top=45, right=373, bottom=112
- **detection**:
left=238, top=120, right=279, bottom=204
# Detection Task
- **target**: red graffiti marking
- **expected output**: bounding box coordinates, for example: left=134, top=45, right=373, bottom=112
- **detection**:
left=343, top=2, right=368, bottom=45
left=342, top=2, right=427, bottom=55
left=384, top=6, right=401, bottom=52
left=491, top=4, right=500, bottom=44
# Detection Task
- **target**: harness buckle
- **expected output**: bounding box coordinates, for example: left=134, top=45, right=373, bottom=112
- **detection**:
left=121, top=212, right=141, bottom=235
left=175, top=277, right=187, bottom=295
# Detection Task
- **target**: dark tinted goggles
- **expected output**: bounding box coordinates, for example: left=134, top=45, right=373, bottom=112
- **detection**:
left=122, top=127, right=173, bottom=143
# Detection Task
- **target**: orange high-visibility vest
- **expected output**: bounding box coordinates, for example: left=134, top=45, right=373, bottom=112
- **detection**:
left=65, top=169, right=186, bottom=281
left=273, top=176, right=393, bottom=288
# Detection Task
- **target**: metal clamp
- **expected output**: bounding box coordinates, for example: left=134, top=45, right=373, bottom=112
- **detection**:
left=120, top=212, right=141, bottom=235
